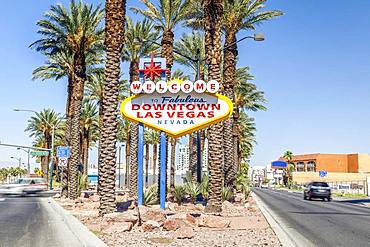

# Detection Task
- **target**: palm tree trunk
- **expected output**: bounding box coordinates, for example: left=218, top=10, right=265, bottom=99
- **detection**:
left=97, top=102, right=103, bottom=195
left=233, top=108, right=240, bottom=170
left=98, top=0, right=126, bottom=215
left=129, top=60, right=139, bottom=198
left=82, top=131, right=89, bottom=177
left=189, top=133, right=197, bottom=182
left=204, top=0, right=224, bottom=213
left=159, top=29, right=174, bottom=197
left=223, top=30, right=237, bottom=190
left=145, top=143, right=149, bottom=186
left=68, top=50, right=86, bottom=200
left=62, top=77, right=73, bottom=197
left=170, top=138, right=176, bottom=197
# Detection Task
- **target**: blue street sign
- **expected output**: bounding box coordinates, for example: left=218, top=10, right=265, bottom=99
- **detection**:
left=319, top=170, right=328, bottom=177
left=57, top=146, right=70, bottom=158
left=271, top=160, right=288, bottom=168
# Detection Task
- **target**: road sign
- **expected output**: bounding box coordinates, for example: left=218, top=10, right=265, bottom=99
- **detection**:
left=57, top=146, right=70, bottom=158
left=58, top=157, right=68, bottom=167
left=30, top=150, right=49, bottom=157
left=319, top=170, right=328, bottom=177
left=271, top=160, right=288, bottom=169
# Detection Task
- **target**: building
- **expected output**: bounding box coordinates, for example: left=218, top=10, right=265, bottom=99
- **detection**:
left=281, top=153, right=370, bottom=173
left=249, top=166, right=265, bottom=186
left=280, top=153, right=370, bottom=192
left=265, top=163, right=284, bottom=185
left=176, top=145, right=189, bottom=174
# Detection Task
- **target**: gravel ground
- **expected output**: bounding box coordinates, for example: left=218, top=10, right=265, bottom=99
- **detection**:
left=99, top=228, right=280, bottom=247
left=55, top=195, right=281, bottom=247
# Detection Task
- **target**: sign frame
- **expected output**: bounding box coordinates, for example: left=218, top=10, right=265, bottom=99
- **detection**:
left=120, top=92, right=233, bottom=138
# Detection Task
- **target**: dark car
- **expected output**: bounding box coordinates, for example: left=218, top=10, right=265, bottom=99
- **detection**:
left=303, top=182, right=331, bottom=201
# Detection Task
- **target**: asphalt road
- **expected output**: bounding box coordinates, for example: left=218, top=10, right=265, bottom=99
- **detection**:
left=0, top=195, right=83, bottom=247
left=254, top=188, right=370, bottom=247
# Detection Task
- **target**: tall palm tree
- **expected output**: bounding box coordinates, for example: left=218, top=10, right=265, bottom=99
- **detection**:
left=25, top=109, right=64, bottom=177
left=121, top=17, right=159, bottom=197
left=131, top=0, right=190, bottom=77
left=80, top=101, right=99, bottom=177
left=203, top=0, right=224, bottom=213
left=222, top=0, right=282, bottom=190
left=237, top=111, right=256, bottom=164
left=132, top=0, right=190, bottom=199
left=283, top=150, right=294, bottom=185
left=234, top=66, right=266, bottom=169
left=98, top=0, right=126, bottom=216
left=174, top=31, right=206, bottom=79
left=31, top=0, right=104, bottom=199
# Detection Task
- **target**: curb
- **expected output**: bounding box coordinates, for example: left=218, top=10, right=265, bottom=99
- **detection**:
left=252, top=192, right=314, bottom=247
left=47, top=197, right=107, bottom=247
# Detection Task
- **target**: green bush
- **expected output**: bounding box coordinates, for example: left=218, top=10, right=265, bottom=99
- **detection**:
left=199, top=174, right=209, bottom=198
left=185, top=182, right=200, bottom=203
left=222, top=186, right=233, bottom=202
left=144, top=185, right=158, bottom=205
left=77, top=174, right=88, bottom=196
left=174, top=185, right=186, bottom=204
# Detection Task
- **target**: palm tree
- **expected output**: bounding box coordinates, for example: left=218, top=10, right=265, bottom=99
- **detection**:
left=237, top=112, right=256, bottom=164
left=131, top=0, right=190, bottom=77
left=98, top=0, right=126, bottom=216
left=121, top=17, right=159, bottom=197
left=25, top=109, right=64, bottom=177
left=174, top=33, right=205, bottom=182
left=234, top=67, right=266, bottom=169
left=222, top=0, right=282, bottom=190
left=174, top=31, right=206, bottom=79
left=203, top=0, right=224, bottom=213
left=31, top=0, right=104, bottom=200
left=80, top=101, right=99, bottom=177
left=283, top=150, right=295, bottom=185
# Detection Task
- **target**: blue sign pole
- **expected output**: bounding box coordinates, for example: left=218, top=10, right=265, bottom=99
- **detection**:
left=160, top=131, right=167, bottom=209
left=138, top=123, right=144, bottom=206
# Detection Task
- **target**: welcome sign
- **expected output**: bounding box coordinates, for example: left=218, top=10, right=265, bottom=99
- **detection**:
left=121, top=79, right=233, bottom=138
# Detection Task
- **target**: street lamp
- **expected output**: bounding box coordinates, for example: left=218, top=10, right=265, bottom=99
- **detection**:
left=17, top=147, right=30, bottom=175
left=10, top=156, right=21, bottom=168
left=14, top=108, right=55, bottom=190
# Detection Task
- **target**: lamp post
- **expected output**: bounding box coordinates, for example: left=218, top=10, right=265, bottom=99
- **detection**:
left=10, top=156, right=21, bottom=168
left=17, top=147, right=30, bottom=175
left=14, top=108, right=55, bottom=190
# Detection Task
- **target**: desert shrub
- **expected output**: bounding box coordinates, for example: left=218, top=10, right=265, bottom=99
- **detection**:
left=174, top=185, right=186, bottom=204
left=222, top=186, right=233, bottom=202
left=144, top=185, right=158, bottom=205
left=185, top=182, right=200, bottom=203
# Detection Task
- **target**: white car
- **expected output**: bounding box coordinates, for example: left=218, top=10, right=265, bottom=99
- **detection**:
left=0, top=178, right=47, bottom=195
left=261, top=184, right=269, bottom=189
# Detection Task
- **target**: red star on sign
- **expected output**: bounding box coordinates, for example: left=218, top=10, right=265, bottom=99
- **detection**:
left=138, top=53, right=168, bottom=81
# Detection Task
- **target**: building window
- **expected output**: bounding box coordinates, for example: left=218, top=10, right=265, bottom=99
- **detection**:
left=307, top=161, right=316, bottom=172
left=297, top=162, right=305, bottom=172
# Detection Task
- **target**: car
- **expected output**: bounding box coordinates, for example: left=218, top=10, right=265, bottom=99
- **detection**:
left=261, top=184, right=269, bottom=189
left=0, top=178, right=47, bottom=195
left=303, top=182, right=331, bottom=201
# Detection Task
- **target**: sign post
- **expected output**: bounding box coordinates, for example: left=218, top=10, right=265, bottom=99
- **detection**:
left=159, top=132, right=167, bottom=209
left=137, top=123, right=144, bottom=206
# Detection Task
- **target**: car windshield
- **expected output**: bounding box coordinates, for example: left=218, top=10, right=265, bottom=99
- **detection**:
left=15, top=179, right=32, bottom=184
left=312, top=182, right=329, bottom=187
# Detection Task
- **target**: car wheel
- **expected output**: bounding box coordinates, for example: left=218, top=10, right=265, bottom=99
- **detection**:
left=327, top=197, right=332, bottom=202
left=308, top=196, right=312, bottom=200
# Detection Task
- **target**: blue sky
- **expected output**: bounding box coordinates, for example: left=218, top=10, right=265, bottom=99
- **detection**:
left=0, top=0, right=370, bottom=169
